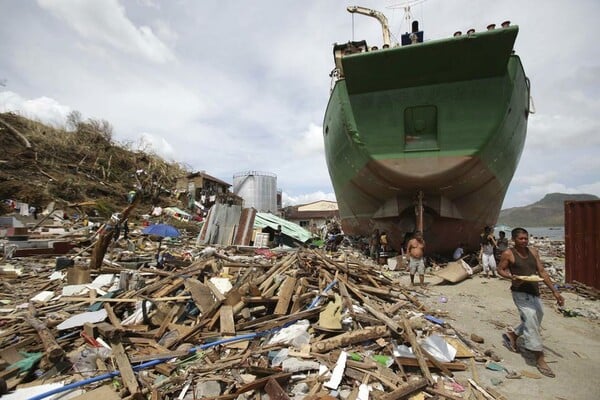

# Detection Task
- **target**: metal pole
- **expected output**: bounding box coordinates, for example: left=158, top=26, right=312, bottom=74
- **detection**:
left=415, top=190, right=424, bottom=233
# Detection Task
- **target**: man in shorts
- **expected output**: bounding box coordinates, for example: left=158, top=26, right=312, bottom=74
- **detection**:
left=480, top=226, right=497, bottom=278
left=407, top=231, right=426, bottom=285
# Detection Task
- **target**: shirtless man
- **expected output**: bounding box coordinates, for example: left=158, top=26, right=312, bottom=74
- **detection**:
left=407, top=231, right=426, bottom=285
left=497, top=227, right=565, bottom=378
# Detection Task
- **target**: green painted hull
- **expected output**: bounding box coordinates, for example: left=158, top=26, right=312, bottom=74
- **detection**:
left=323, top=26, right=530, bottom=254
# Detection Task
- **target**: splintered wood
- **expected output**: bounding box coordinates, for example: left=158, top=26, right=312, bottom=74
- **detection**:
left=0, top=246, right=480, bottom=399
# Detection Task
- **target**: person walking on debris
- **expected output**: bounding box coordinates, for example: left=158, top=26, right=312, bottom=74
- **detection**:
left=369, top=228, right=380, bottom=260
left=498, top=227, right=565, bottom=378
left=480, top=226, right=497, bottom=278
left=407, top=231, right=426, bottom=285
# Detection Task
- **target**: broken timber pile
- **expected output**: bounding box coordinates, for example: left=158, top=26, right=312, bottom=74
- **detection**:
left=0, top=241, right=507, bottom=400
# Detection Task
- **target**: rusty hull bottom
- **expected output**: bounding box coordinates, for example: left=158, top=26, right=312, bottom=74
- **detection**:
left=335, top=156, right=508, bottom=256
left=342, top=215, right=485, bottom=256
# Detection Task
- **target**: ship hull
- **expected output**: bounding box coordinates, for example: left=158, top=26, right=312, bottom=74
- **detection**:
left=323, top=26, right=529, bottom=255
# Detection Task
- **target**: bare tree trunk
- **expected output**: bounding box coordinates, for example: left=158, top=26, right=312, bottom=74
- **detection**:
left=89, top=195, right=140, bottom=269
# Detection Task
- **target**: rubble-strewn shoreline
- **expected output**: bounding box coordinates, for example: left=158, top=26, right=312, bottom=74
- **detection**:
left=0, top=214, right=598, bottom=400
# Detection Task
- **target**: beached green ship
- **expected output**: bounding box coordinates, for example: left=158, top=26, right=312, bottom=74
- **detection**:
left=323, top=7, right=530, bottom=254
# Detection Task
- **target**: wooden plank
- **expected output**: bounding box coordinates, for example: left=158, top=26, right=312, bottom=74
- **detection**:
left=219, top=305, right=236, bottom=336
left=393, top=357, right=467, bottom=371
left=289, top=278, right=306, bottom=313
left=184, top=278, right=215, bottom=313
left=70, top=384, right=121, bottom=400
left=265, top=378, right=291, bottom=400
left=154, top=304, right=181, bottom=340
left=235, top=306, right=322, bottom=331
left=61, top=296, right=191, bottom=303
left=129, top=350, right=189, bottom=364
left=104, top=303, right=124, bottom=330
left=24, top=314, right=65, bottom=363
left=312, top=325, right=389, bottom=353
left=362, top=302, right=403, bottom=337
left=95, top=322, right=122, bottom=340
left=273, top=277, right=296, bottom=315
left=400, top=315, right=434, bottom=385
left=110, top=338, right=140, bottom=397
left=154, top=277, right=184, bottom=298
left=206, top=280, right=227, bottom=302
left=379, top=378, right=428, bottom=400
left=232, top=372, right=293, bottom=396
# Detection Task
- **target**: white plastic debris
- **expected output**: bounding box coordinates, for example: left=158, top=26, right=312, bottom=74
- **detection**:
left=122, top=301, right=153, bottom=326
left=49, top=271, right=65, bottom=281
left=282, top=358, right=320, bottom=373
left=57, top=309, right=107, bottom=330
left=268, top=320, right=310, bottom=347
left=420, top=334, right=457, bottom=362
left=393, top=343, right=415, bottom=358
left=357, top=383, right=371, bottom=400
left=209, top=277, right=232, bottom=295
left=62, top=284, right=89, bottom=296
left=30, top=291, right=55, bottom=303
left=324, top=350, right=347, bottom=390
left=90, top=274, right=116, bottom=288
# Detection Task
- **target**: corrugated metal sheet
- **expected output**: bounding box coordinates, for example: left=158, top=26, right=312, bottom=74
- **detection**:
left=564, top=200, right=600, bottom=289
left=233, top=208, right=256, bottom=246
left=197, top=204, right=243, bottom=246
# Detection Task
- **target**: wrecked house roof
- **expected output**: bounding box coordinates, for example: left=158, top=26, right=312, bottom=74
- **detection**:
left=254, top=212, right=315, bottom=243
left=182, top=171, right=231, bottom=187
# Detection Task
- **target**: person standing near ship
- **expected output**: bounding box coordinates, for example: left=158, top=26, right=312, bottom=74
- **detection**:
left=480, top=226, right=498, bottom=278
left=495, top=230, right=509, bottom=263
left=407, top=231, right=426, bottom=285
left=453, top=243, right=465, bottom=260
left=497, top=227, right=565, bottom=378
left=273, top=225, right=283, bottom=248
left=369, top=228, right=380, bottom=261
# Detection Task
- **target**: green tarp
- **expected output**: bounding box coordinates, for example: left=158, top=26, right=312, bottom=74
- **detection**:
left=254, top=212, right=315, bottom=244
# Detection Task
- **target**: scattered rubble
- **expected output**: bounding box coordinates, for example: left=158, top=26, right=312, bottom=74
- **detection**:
left=1, top=210, right=594, bottom=400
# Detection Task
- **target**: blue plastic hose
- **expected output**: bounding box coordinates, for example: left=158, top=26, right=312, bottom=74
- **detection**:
left=29, top=281, right=338, bottom=400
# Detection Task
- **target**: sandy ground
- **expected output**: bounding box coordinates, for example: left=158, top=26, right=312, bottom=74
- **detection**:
left=394, top=272, right=600, bottom=400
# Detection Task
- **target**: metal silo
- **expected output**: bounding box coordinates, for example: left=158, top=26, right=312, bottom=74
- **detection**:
left=233, top=171, right=278, bottom=213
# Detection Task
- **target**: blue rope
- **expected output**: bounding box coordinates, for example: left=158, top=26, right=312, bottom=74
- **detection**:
left=29, top=280, right=338, bottom=400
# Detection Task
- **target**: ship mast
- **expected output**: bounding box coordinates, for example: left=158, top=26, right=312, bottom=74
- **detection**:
left=346, top=6, right=391, bottom=47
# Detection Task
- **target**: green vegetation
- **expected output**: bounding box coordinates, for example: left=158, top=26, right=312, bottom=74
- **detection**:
left=0, top=112, right=188, bottom=217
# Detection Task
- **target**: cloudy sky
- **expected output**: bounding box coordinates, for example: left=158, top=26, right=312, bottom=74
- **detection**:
left=1, top=0, right=598, bottom=208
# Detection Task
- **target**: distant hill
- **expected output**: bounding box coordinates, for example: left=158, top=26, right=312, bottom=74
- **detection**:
left=498, top=193, right=599, bottom=227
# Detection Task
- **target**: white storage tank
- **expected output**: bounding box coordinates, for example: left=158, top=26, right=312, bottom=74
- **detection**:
left=233, top=171, right=278, bottom=213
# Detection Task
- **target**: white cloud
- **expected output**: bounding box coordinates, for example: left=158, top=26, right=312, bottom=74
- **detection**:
left=0, top=91, right=71, bottom=127
left=1, top=0, right=598, bottom=211
left=527, top=114, right=600, bottom=149
left=282, top=191, right=337, bottom=207
left=513, top=172, right=559, bottom=186
left=137, top=132, right=175, bottom=160
left=573, top=182, right=600, bottom=197
left=37, top=0, right=174, bottom=63
left=294, top=123, right=324, bottom=156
